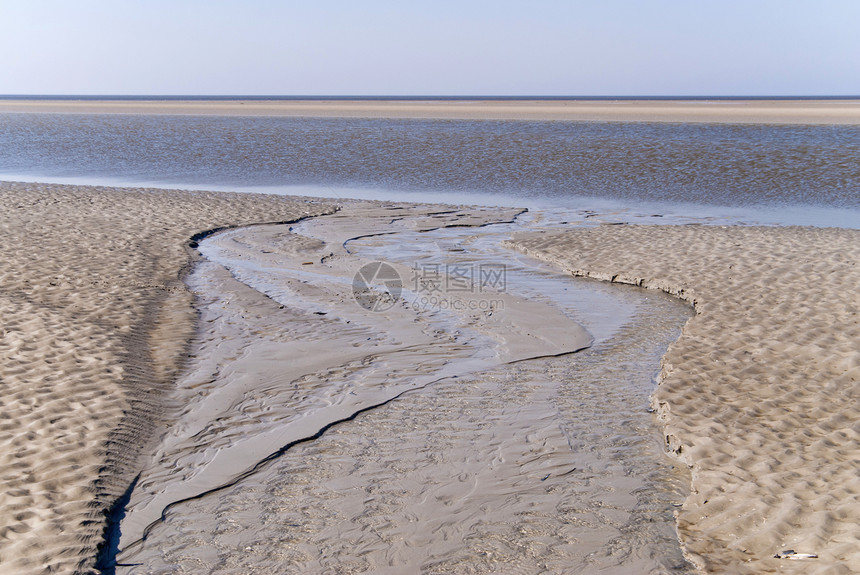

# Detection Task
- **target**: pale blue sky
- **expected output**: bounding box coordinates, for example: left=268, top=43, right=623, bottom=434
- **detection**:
left=1, top=0, right=858, bottom=96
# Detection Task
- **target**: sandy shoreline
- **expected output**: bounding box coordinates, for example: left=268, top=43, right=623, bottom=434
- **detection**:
left=2, top=98, right=860, bottom=124
left=1, top=180, right=858, bottom=573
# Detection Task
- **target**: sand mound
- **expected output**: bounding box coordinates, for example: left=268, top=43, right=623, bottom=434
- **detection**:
left=507, top=225, right=860, bottom=574
left=0, top=182, right=334, bottom=574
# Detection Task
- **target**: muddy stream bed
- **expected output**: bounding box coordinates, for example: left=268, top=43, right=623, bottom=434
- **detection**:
left=113, top=203, right=695, bottom=574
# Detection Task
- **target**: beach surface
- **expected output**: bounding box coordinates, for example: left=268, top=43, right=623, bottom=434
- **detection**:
left=1, top=98, right=860, bottom=124
left=1, top=179, right=858, bottom=574
left=509, top=225, right=860, bottom=573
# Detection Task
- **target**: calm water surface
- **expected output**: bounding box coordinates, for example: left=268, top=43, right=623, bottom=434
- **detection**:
left=1, top=113, right=858, bottom=226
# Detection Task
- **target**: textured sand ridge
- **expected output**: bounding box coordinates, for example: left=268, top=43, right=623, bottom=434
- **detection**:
left=507, top=225, right=860, bottom=574
left=0, top=182, right=335, bottom=574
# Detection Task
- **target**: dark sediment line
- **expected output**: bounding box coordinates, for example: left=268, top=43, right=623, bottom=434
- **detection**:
left=95, top=476, right=139, bottom=574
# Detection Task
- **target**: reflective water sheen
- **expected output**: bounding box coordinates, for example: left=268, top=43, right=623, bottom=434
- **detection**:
left=1, top=113, right=858, bottom=224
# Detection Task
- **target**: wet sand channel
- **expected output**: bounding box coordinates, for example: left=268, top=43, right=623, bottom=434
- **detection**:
left=115, top=203, right=694, bottom=574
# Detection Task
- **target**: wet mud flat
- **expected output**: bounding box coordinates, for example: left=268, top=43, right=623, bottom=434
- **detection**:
left=114, top=203, right=694, bottom=574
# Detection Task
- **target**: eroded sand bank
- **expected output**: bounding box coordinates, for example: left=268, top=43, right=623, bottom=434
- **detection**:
left=508, top=226, right=860, bottom=574
left=1, top=99, right=859, bottom=124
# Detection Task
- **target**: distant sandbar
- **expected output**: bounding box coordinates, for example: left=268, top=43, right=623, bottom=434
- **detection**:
left=1, top=98, right=859, bottom=124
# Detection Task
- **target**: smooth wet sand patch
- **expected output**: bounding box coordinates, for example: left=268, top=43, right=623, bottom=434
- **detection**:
left=116, top=206, right=695, bottom=574
left=508, top=225, right=860, bottom=574
left=116, top=204, right=592, bottom=552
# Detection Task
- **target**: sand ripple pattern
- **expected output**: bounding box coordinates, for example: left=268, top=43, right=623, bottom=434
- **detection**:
left=0, top=182, right=335, bottom=574
left=510, top=225, right=860, bottom=574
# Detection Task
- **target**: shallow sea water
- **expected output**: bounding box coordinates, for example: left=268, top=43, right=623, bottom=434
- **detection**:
left=1, top=113, right=858, bottom=226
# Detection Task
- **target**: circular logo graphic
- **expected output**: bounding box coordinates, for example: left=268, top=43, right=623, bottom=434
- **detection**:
left=352, top=262, right=402, bottom=312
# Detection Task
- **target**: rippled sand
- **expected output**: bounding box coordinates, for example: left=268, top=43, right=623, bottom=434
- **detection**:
left=509, top=226, right=860, bottom=574
left=0, top=182, right=335, bottom=574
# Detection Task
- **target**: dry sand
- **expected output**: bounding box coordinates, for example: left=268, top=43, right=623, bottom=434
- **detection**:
left=1, top=98, right=860, bottom=124
left=0, top=181, right=335, bottom=574
left=508, top=225, right=860, bottom=574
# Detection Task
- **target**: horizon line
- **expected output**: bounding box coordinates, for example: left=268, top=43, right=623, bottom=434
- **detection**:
left=2, top=94, right=860, bottom=101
